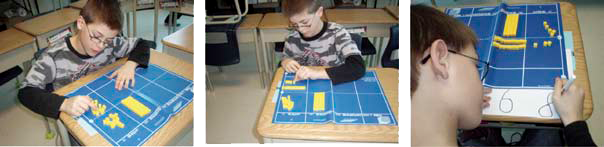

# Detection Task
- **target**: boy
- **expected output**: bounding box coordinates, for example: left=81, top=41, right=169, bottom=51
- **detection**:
left=18, top=0, right=155, bottom=119
left=280, top=0, right=365, bottom=84
left=411, top=4, right=594, bottom=146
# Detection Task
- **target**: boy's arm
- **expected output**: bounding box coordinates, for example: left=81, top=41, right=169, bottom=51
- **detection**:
left=563, top=121, right=596, bottom=146
left=325, top=55, right=365, bottom=84
left=17, top=51, right=66, bottom=119
left=325, top=28, right=365, bottom=84
left=111, top=37, right=155, bottom=68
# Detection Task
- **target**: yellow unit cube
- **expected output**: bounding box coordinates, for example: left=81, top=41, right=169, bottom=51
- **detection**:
left=285, top=80, right=294, bottom=84
left=121, top=96, right=151, bottom=117
left=533, top=42, right=538, bottom=48
left=313, top=92, right=325, bottom=111
left=103, top=113, right=125, bottom=129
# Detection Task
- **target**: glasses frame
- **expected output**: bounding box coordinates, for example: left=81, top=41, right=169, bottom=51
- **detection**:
left=420, top=50, right=490, bottom=82
left=287, top=14, right=317, bottom=31
left=83, top=23, right=114, bottom=48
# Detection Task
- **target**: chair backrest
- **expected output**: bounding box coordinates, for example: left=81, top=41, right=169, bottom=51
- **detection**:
left=381, top=25, right=398, bottom=69
left=205, top=23, right=241, bottom=66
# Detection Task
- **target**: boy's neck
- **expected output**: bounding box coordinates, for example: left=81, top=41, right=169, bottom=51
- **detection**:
left=411, top=89, right=459, bottom=146
left=302, top=20, right=325, bottom=38
left=69, top=34, right=86, bottom=55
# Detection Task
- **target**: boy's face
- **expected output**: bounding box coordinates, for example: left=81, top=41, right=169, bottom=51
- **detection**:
left=451, top=46, right=484, bottom=129
left=77, top=17, right=119, bottom=56
left=288, top=7, right=323, bottom=37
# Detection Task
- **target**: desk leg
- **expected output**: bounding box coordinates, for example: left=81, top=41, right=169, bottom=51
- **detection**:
left=133, top=8, right=137, bottom=37
left=259, top=30, right=271, bottom=87
left=254, top=29, right=266, bottom=88
left=154, top=0, right=159, bottom=42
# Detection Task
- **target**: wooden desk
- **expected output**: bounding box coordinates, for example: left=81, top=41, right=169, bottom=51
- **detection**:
left=0, top=28, right=36, bottom=72
left=439, top=2, right=592, bottom=123
left=15, top=8, right=80, bottom=49
left=162, top=23, right=193, bottom=63
left=256, top=67, right=399, bottom=143
left=69, top=0, right=87, bottom=9
left=324, top=9, right=398, bottom=67
left=385, top=6, right=399, bottom=19
left=55, top=50, right=194, bottom=145
left=235, top=14, right=266, bottom=88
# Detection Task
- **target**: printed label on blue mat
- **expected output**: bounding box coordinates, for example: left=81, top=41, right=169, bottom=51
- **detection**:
left=65, top=64, right=193, bottom=146
left=272, top=70, right=397, bottom=125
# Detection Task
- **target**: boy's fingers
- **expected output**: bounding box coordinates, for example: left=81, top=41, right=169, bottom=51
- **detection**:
left=483, top=87, right=492, bottom=94
left=124, top=78, right=130, bottom=89
left=109, top=71, right=118, bottom=79
left=131, top=78, right=136, bottom=87
left=553, top=77, right=564, bottom=98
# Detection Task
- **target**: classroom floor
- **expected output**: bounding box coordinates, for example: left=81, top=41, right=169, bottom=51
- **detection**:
left=0, top=8, right=194, bottom=145
left=205, top=0, right=604, bottom=144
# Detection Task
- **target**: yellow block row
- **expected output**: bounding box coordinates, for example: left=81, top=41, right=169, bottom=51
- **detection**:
left=282, top=86, right=306, bottom=90
left=493, top=41, right=526, bottom=50
left=493, top=36, right=527, bottom=44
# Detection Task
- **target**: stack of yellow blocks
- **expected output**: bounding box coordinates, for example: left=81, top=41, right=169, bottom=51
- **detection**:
left=281, top=95, right=294, bottom=111
left=313, top=92, right=325, bottom=111
left=493, top=36, right=526, bottom=50
left=503, top=14, right=520, bottom=37
left=544, top=21, right=556, bottom=37
left=103, top=113, right=125, bottom=129
left=121, top=96, right=151, bottom=117
left=91, top=99, right=107, bottom=117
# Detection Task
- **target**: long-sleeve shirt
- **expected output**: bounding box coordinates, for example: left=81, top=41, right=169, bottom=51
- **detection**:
left=282, top=21, right=365, bottom=84
left=564, top=121, right=596, bottom=146
left=18, top=35, right=155, bottom=119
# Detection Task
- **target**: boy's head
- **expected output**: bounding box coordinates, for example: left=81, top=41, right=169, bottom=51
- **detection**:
left=282, top=0, right=324, bottom=37
left=76, top=0, right=123, bottom=56
left=411, top=4, right=483, bottom=129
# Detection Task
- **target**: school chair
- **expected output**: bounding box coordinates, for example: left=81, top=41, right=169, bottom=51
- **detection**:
left=205, top=23, right=241, bottom=72
left=381, top=25, right=398, bottom=69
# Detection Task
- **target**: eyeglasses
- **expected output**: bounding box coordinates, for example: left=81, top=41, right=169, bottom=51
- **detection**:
left=287, top=14, right=316, bottom=31
left=420, top=50, right=490, bottom=82
left=84, top=23, right=114, bottom=48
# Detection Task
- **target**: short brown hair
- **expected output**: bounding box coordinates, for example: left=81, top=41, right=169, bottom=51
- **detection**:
left=80, top=0, right=123, bottom=30
left=282, top=0, right=322, bottom=17
left=410, top=4, right=478, bottom=94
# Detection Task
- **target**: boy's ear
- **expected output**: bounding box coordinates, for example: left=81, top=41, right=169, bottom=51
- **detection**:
left=428, top=39, right=450, bottom=80
left=316, top=6, right=324, bottom=17
left=76, top=16, right=85, bottom=30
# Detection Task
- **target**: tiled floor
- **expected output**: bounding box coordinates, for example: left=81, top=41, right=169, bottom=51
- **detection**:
left=0, top=6, right=194, bottom=145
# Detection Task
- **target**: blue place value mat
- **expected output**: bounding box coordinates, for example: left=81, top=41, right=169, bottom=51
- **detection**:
left=66, top=64, right=193, bottom=146
left=446, top=3, right=570, bottom=89
left=272, top=70, right=397, bottom=125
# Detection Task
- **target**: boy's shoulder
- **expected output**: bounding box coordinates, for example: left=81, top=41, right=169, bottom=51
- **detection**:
left=41, top=37, right=70, bottom=57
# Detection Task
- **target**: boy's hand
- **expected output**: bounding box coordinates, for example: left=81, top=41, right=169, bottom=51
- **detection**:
left=282, top=58, right=301, bottom=73
left=552, top=77, right=585, bottom=126
left=482, top=87, right=492, bottom=109
left=60, top=95, right=97, bottom=117
left=110, top=61, right=138, bottom=90
left=294, top=67, right=328, bottom=82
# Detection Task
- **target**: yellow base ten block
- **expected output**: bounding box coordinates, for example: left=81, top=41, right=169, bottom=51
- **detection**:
left=91, top=99, right=107, bottom=117
left=285, top=80, right=294, bottom=84
left=281, top=95, right=294, bottom=111
left=103, top=113, right=125, bottom=129
left=503, top=14, right=520, bottom=36
left=121, top=96, right=151, bottom=117
left=313, top=92, right=325, bottom=111
left=282, top=86, right=306, bottom=90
